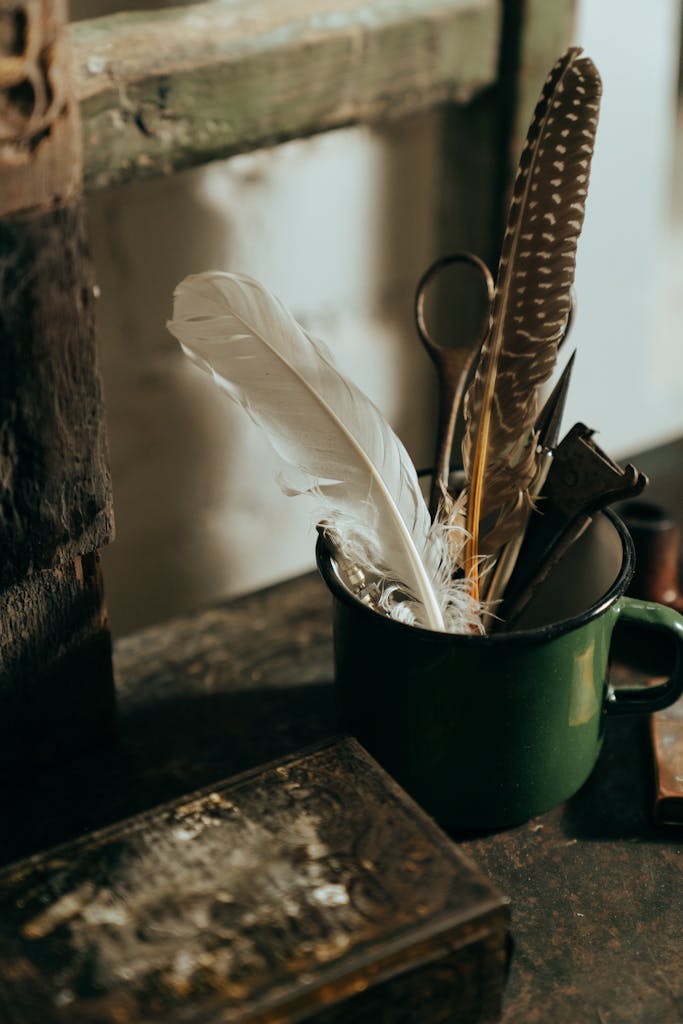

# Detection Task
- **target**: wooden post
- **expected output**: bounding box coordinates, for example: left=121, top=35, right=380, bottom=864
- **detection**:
left=433, top=0, right=576, bottom=451
left=0, top=0, right=115, bottom=768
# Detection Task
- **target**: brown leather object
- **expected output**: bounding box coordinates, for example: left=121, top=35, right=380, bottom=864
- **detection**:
left=620, top=501, right=683, bottom=824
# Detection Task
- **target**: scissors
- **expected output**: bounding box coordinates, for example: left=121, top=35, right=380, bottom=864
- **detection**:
left=414, top=251, right=495, bottom=519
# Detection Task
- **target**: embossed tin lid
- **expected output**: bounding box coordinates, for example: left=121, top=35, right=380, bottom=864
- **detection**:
left=0, top=738, right=509, bottom=1023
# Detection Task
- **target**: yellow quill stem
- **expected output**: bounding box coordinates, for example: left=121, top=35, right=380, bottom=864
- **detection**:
left=463, top=48, right=602, bottom=603
left=465, top=411, right=490, bottom=602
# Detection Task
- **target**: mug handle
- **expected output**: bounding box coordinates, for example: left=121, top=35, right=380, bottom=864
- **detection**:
left=607, top=597, right=683, bottom=716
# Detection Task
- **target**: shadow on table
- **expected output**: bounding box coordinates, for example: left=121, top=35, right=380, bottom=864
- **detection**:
left=0, top=681, right=339, bottom=869
left=446, top=714, right=683, bottom=846
left=563, top=714, right=683, bottom=842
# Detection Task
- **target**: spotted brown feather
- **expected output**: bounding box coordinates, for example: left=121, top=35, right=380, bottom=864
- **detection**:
left=461, top=47, right=602, bottom=595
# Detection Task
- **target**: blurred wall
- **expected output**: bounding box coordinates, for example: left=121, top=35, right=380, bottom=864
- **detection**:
left=568, top=0, right=682, bottom=454
left=73, top=1, right=683, bottom=636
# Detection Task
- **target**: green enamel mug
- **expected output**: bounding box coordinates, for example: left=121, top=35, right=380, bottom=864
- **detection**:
left=316, top=510, right=683, bottom=829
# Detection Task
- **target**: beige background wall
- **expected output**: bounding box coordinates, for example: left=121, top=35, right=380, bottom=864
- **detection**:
left=87, top=121, right=440, bottom=634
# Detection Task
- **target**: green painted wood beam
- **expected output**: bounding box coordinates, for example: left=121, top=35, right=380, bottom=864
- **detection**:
left=69, top=0, right=501, bottom=192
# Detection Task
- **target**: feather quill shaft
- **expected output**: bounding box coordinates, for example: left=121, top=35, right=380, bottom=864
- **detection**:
left=461, top=48, right=602, bottom=601
left=168, top=271, right=447, bottom=630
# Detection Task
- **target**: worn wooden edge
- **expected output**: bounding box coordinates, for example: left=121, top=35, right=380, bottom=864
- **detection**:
left=250, top=917, right=508, bottom=1024
left=0, top=552, right=116, bottom=771
left=0, top=0, right=83, bottom=216
left=68, top=0, right=501, bottom=190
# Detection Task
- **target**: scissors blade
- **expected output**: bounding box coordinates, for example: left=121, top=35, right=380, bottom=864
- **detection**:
left=535, top=350, right=575, bottom=453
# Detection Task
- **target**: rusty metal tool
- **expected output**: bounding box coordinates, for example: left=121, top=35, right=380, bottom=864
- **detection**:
left=498, top=424, right=648, bottom=628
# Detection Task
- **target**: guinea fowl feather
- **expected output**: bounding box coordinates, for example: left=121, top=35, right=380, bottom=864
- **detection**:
left=461, top=48, right=602, bottom=601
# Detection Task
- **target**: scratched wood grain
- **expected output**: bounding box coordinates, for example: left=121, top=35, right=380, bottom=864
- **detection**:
left=68, top=0, right=501, bottom=191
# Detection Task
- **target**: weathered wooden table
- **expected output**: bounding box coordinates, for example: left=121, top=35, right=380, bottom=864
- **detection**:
left=2, top=439, right=682, bottom=1023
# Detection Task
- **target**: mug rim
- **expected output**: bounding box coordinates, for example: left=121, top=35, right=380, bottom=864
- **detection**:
left=315, top=507, right=634, bottom=645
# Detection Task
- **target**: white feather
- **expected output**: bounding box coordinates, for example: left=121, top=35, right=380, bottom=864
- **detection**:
left=168, top=271, right=448, bottom=630
left=398, top=517, right=487, bottom=634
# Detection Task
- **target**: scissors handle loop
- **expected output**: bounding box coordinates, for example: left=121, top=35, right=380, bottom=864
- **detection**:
left=414, top=250, right=494, bottom=360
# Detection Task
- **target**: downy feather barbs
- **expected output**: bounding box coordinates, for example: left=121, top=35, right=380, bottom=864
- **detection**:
left=168, top=271, right=485, bottom=633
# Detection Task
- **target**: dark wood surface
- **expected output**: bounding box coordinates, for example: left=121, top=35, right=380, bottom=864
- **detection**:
left=1, top=437, right=682, bottom=1022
